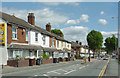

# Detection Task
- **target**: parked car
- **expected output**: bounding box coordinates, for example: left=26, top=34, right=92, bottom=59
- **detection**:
left=103, top=56, right=109, bottom=60
left=96, top=57, right=101, bottom=60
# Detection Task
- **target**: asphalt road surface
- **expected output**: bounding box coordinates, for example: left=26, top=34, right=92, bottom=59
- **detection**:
left=2, top=58, right=119, bottom=78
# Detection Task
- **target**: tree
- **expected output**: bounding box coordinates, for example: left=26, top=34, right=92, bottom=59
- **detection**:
left=51, top=29, right=64, bottom=38
left=104, top=35, right=118, bottom=54
left=87, top=30, right=103, bottom=57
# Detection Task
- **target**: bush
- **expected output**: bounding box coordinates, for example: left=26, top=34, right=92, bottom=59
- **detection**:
left=43, top=52, right=49, bottom=59
left=75, top=54, right=78, bottom=58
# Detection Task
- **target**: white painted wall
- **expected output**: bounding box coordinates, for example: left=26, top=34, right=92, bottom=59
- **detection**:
left=29, top=31, right=49, bottom=48
left=0, top=19, right=8, bottom=65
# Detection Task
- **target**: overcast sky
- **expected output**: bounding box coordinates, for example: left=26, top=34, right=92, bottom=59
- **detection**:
left=1, top=2, right=118, bottom=46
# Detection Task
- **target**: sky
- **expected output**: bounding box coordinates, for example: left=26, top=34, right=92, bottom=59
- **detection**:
left=1, top=2, right=118, bottom=46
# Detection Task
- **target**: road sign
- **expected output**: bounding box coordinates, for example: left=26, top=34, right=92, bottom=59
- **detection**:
left=0, top=23, right=5, bottom=46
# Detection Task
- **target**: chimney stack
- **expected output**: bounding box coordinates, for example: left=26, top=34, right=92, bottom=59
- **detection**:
left=59, top=32, right=62, bottom=37
left=76, top=40, right=78, bottom=44
left=46, top=22, right=51, bottom=32
left=28, top=13, right=35, bottom=25
left=79, top=42, right=82, bottom=45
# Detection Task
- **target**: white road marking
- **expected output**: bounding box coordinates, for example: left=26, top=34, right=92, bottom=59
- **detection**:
left=47, top=71, right=61, bottom=74
left=64, top=70, right=76, bottom=74
left=34, top=75, right=38, bottom=76
left=79, top=67, right=83, bottom=69
left=43, top=74, right=48, bottom=76
left=58, top=69, right=68, bottom=72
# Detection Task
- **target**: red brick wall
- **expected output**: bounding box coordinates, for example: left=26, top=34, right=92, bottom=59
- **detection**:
left=42, top=58, right=53, bottom=64
left=50, top=37, right=52, bottom=47
left=49, top=37, right=56, bottom=47
left=7, top=59, right=29, bottom=67
left=7, top=24, right=28, bottom=45
left=54, top=38, right=56, bottom=47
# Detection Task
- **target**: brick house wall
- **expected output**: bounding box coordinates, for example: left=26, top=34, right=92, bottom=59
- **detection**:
left=50, top=37, right=52, bottom=47
left=49, top=37, right=56, bottom=47
left=7, top=24, right=28, bottom=45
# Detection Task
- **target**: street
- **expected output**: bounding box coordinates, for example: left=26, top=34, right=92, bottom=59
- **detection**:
left=2, top=58, right=119, bottom=78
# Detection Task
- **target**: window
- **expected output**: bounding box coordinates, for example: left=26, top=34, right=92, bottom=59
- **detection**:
left=13, top=50, right=22, bottom=58
left=26, top=31, right=28, bottom=41
left=57, top=40, right=59, bottom=48
left=65, top=42, right=66, bottom=48
left=42, top=35, right=46, bottom=45
left=52, top=37, right=55, bottom=47
left=68, top=44, right=69, bottom=48
left=35, top=33, right=38, bottom=41
left=12, top=28, right=17, bottom=39
left=8, top=50, right=13, bottom=58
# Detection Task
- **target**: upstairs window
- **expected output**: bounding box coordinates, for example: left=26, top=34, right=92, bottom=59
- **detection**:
left=68, top=44, right=69, bottom=48
left=26, top=31, right=28, bottom=41
left=12, top=28, right=17, bottom=40
left=35, top=33, right=38, bottom=41
left=42, top=35, right=46, bottom=45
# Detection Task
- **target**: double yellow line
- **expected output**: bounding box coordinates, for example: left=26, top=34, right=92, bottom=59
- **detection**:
left=98, top=57, right=110, bottom=78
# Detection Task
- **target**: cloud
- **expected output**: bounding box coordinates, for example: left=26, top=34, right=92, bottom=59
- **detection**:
left=100, top=11, right=104, bottom=15
left=98, top=19, right=108, bottom=25
left=61, top=26, right=89, bottom=45
left=66, top=20, right=77, bottom=25
left=80, top=14, right=89, bottom=23
left=43, top=2, right=79, bottom=6
left=2, top=7, right=68, bottom=27
left=101, top=31, right=117, bottom=37
left=66, top=14, right=89, bottom=25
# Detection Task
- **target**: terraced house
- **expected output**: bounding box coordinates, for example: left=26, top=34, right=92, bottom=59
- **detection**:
left=0, top=12, right=73, bottom=66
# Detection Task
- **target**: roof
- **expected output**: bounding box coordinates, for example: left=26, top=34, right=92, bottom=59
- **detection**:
left=7, top=44, right=43, bottom=50
left=0, top=12, right=70, bottom=43
left=0, top=12, right=35, bottom=29
left=71, top=42, right=82, bottom=48
left=34, top=25, right=70, bottom=43
left=43, top=47, right=58, bottom=52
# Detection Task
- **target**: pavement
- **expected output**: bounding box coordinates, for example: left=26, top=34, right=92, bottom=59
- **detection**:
left=1, top=58, right=118, bottom=78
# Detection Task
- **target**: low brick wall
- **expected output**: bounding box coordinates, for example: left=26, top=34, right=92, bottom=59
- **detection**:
left=7, top=59, right=29, bottom=67
left=42, top=58, right=53, bottom=64
left=70, top=57, right=74, bottom=61
left=62, top=58, right=66, bottom=62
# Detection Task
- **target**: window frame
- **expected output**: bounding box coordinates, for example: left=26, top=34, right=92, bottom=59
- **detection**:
left=42, top=35, right=46, bottom=45
left=35, top=32, right=38, bottom=42
left=12, top=28, right=17, bottom=40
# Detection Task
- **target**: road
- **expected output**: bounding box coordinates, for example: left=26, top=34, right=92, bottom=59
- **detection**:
left=1, top=58, right=119, bottom=78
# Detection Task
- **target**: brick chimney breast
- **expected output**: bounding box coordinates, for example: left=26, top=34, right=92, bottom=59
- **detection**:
left=46, top=22, right=51, bottom=32
left=76, top=40, right=78, bottom=44
left=28, top=13, right=35, bottom=25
